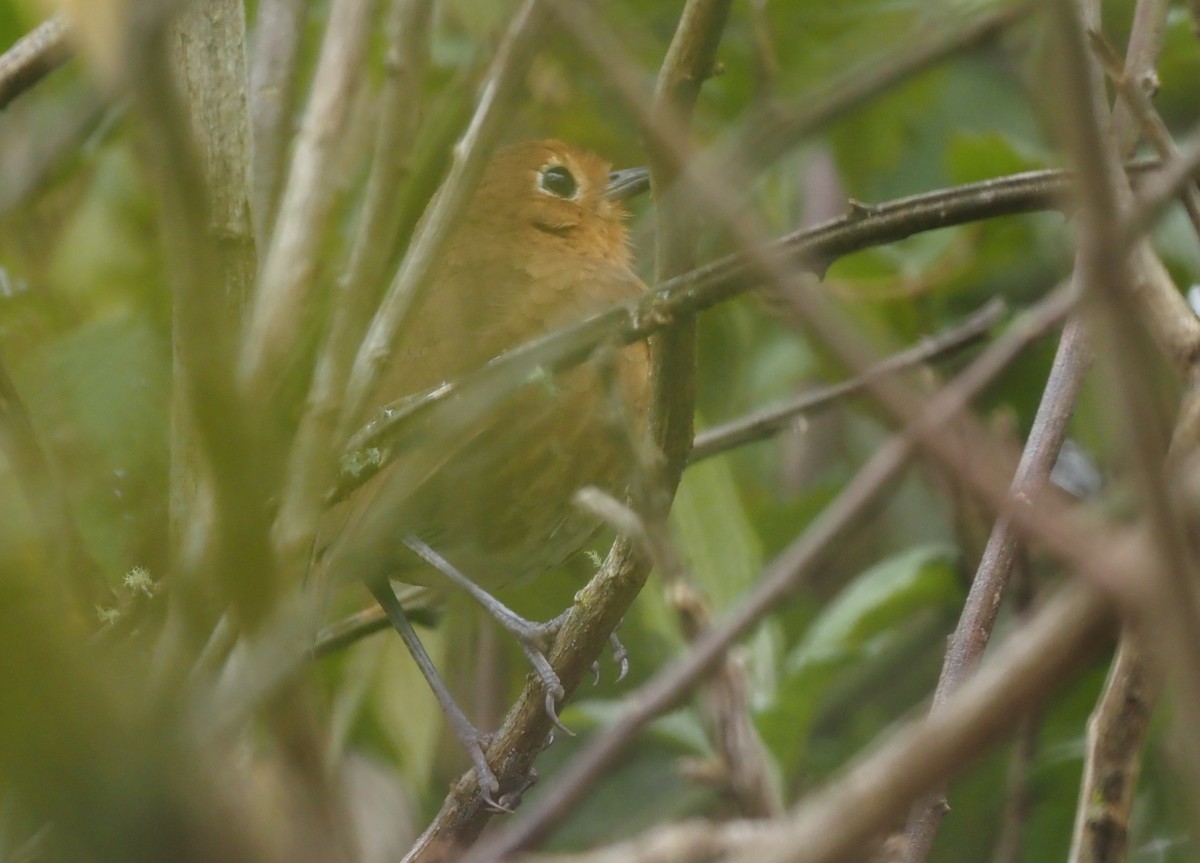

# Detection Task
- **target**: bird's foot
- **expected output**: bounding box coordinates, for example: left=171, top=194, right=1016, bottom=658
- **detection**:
left=590, top=627, right=630, bottom=685
left=367, top=578, right=508, bottom=809
left=455, top=723, right=507, bottom=811
left=492, top=768, right=538, bottom=812
left=402, top=538, right=575, bottom=730
left=508, top=620, right=571, bottom=735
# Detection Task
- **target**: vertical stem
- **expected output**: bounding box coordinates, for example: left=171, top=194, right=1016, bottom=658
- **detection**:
left=239, top=0, right=378, bottom=406
left=903, top=314, right=1091, bottom=862
left=274, top=0, right=434, bottom=574
left=249, top=0, right=307, bottom=250
left=168, top=0, right=257, bottom=582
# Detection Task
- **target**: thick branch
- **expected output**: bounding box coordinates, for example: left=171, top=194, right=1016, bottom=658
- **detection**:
left=336, top=161, right=1163, bottom=500
left=238, top=0, right=376, bottom=402
left=730, top=583, right=1115, bottom=863
left=903, top=314, right=1092, bottom=860
left=248, top=0, right=306, bottom=247
left=1067, top=639, right=1159, bottom=863
left=459, top=283, right=1077, bottom=863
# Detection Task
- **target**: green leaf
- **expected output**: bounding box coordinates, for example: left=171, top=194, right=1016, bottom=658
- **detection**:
left=795, top=543, right=958, bottom=659
left=669, top=445, right=763, bottom=611
left=757, top=544, right=960, bottom=778
left=946, top=131, right=1045, bottom=185
left=667, top=431, right=781, bottom=703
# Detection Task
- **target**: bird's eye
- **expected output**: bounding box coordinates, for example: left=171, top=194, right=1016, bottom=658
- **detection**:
left=538, top=164, right=578, bottom=199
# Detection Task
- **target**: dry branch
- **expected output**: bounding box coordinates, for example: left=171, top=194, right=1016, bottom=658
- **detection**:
left=239, top=0, right=377, bottom=404
left=0, top=15, right=72, bottom=110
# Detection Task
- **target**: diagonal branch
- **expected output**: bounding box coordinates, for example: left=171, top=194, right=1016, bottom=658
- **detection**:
left=0, top=15, right=72, bottom=110
left=339, top=0, right=550, bottom=429
left=334, top=158, right=1185, bottom=502
left=462, top=282, right=1079, bottom=863
left=401, top=1, right=734, bottom=857
left=1052, top=0, right=1200, bottom=850
left=691, top=299, right=1004, bottom=463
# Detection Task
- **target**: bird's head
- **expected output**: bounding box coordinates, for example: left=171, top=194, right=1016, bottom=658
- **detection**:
left=467, top=140, right=647, bottom=265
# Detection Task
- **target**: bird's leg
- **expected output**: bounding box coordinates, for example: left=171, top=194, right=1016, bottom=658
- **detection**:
left=366, top=578, right=509, bottom=811
left=402, top=536, right=571, bottom=730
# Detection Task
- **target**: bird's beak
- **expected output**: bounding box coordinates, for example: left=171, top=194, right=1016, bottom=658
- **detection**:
left=605, top=167, right=650, bottom=202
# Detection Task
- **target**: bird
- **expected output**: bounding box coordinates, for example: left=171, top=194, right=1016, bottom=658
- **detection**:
left=321, top=139, right=651, bottom=805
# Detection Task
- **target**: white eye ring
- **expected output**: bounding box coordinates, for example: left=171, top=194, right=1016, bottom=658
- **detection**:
left=538, top=164, right=579, bottom=199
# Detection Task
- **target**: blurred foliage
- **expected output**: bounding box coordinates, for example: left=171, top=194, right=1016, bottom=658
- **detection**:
left=0, top=0, right=1198, bottom=860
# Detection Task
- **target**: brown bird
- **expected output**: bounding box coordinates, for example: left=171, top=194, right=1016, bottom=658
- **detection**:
left=323, top=140, right=651, bottom=804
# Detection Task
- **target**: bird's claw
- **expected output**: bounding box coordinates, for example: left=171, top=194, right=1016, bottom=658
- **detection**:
left=610, top=631, right=630, bottom=682
left=480, top=787, right=513, bottom=813
left=464, top=737, right=505, bottom=812
left=516, top=638, right=572, bottom=732
left=586, top=632, right=629, bottom=685
left=481, top=787, right=515, bottom=813
left=545, top=691, right=575, bottom=736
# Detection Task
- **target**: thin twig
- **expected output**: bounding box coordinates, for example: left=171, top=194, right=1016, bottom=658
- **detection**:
left=645, top=0, right=729, bottom=472
left=1090, top=30, right=1200, bottom=240
left=729, top=582, right=1115, bottom=863
left=690, top=298, right=1004, bottom=463
left=0, top=15, right=72, bottom=111
left=1108, top=0, right=1170, bottom=157
left=1053, top=0, right=1200, bottom=838
left=1123, top=132, right=1200, bottom=245
left=460, top=283, right=1077, bottom=863
left=577, top=485, right=782, bottom=818
left=643, top=0, right=753, bottom=817
left=312, top=588, right=440, bottom=659
left=340, top=0, right=550, bottom=430
left=332, top=165, right=1113, bottom=498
